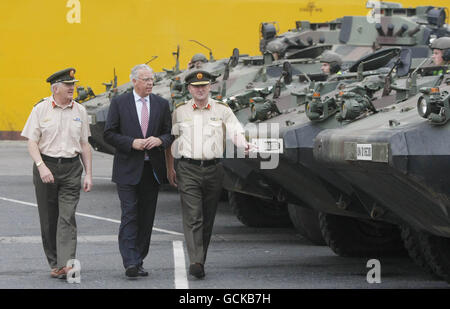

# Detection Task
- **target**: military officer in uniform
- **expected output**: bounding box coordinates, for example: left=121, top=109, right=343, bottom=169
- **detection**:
left=165, top=70, right=248, bottom=279
left=21, top=68, right=92, bottom=279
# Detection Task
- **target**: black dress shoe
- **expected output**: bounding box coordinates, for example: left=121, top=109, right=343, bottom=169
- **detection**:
left=125, top=265, right=139, bottom=278
left=137, top=265, right=149, bottom=277
left=189, top=263, right=205, bottom=279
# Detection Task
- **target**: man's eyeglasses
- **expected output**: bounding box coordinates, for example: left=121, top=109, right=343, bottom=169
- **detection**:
left=137, top=78, right=154, bottom=83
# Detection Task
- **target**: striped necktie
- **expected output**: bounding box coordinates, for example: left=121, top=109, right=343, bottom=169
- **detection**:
left=140, top=97, right=149, bottom=137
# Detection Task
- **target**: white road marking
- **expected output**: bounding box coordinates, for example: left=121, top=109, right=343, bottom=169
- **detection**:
left=173, top=240, right=188, bottom=289
left=0, top=196, right=183, bottom=236
left=91, top=176, right=112, bottom=180
left=0, top=234, right=183, bottom=244
left=0, top=236, right=42, bottom=244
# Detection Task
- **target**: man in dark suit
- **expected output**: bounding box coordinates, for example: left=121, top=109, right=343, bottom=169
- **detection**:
left=104, top=64, right=173, bottom=278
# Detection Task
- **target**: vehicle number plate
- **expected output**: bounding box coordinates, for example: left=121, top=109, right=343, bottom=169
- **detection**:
left=356, top=144, right=373, bottom=161
left=252, top=138, right=283, bottom=153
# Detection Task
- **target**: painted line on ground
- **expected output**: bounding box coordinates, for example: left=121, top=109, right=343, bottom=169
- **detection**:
left=0, top=196, right=183, bottom=236
left=0, top=175, right=112, bottom=179
left=0, top=234, right=183, bottom=244
left=91, top=176, right=112, bottom=180
left=173, top=240, right=189, bottom=289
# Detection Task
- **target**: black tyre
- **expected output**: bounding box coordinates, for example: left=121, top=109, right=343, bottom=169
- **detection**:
left=319, top=212, right=406, bottom=257
left=419, top=232, right=450, bottom=283
left=400, top=226, right=435, bottom=275
left=228, top=191, right=292, bottom=228
left=288, top=204, right=326, bottom=245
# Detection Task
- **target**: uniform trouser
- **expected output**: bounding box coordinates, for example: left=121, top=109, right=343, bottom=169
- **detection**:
left=176, top=160, right=224, bottom=265
left=33, top=159, right=83, bottom=269
left=117, top=162, right=159, bottom=268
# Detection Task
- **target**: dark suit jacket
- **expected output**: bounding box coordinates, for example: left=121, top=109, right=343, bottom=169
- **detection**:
left=104, top=92, right=173, bottom=185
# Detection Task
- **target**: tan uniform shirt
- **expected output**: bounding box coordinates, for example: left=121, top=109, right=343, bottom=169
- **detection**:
left=21, top=96, right=91, bottom=158
left=172, top=98, right=245, bottom=160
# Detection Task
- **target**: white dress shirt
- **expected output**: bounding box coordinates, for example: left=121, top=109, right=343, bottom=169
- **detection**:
left=133, top=90, right=150, bottom=125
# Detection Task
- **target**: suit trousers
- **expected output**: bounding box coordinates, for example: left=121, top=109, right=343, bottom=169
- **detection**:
left=176, top=160, right=224, bottom=265
left=33, top=159, right=82, bottom=269
left=117, top=161, right=159, bottom=268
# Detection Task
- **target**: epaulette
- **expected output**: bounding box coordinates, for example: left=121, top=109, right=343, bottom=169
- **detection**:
left=33, top=98, right=45, bottom=107
left=175, top=102, right=187, bottom=109
left=216, top=101, right=229, bottom=107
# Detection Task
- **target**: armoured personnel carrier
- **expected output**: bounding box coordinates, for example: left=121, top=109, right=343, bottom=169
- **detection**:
left=261, top=2, right=447, bottom=60
left=220, top=2, right=449, bottom=241
left=223, top=12, right=450, bottom=283
left=223, top=48, right=417, bottom=242
left=312, top=48, right=450, bottom=281
left=224, top=49, right=448, bottom=263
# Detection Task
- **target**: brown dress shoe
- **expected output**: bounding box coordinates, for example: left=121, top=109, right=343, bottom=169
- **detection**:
left=50, top=268, right=60, bottom=278
left=55, top=267, right=72, bottom=279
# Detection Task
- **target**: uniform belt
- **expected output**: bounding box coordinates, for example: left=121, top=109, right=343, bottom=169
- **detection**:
left=41, top=154, right=80, bottom=164
left=180, top=157, right=221, bottom=167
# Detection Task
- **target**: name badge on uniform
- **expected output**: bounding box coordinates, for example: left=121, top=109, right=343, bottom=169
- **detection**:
left=42, top=118, right=51, bottom=123
left=73, top=117, right=82, bottom=123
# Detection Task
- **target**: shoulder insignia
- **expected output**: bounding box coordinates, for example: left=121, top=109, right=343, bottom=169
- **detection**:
left=175, top=102, right=187, bottom=109
left=33, top=98, right=46, bottom=107
left=216, top=101, right=229, bottom=107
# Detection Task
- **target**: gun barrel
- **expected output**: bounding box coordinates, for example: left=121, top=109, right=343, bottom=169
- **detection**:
left=387, top=24, right=394, bottom=36
left=408, top=26, right=420, bottom=37
left=395, top=24, right=408, bottom=37
left=375, top=24, right=385, bottom=36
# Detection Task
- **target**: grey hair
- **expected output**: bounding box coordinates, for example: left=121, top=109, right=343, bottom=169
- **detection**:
left=130, top=64, right=153, bottom=82
left=50, top=82, right=62, bottom=94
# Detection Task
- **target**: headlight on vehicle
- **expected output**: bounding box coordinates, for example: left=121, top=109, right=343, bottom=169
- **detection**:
left=417, top=96, right=431, bottom=118
left=417, top=87, right=443, bottom=119
left=341, top=99, right=363, bottom=120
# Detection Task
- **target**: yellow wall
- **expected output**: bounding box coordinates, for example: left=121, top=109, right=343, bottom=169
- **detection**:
left=0, top=0, right=448, bottom=135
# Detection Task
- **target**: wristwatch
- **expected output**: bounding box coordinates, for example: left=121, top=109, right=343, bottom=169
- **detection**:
left=36, top=161, right=43, bottom=167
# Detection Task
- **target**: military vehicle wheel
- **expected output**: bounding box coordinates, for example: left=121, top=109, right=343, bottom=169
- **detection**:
left=400, top=226, right=435, bottom=275
left=228, top=191, right=292, bottom=228
left=287, top=204, right=325, bottom=245
left=419, top=232, right=450, bottom=283
left=318, top=212, right=405, bottom=257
